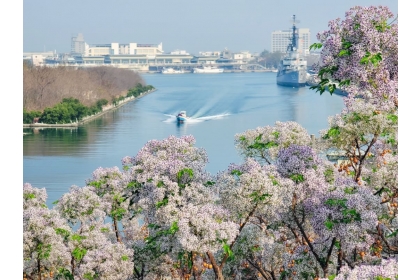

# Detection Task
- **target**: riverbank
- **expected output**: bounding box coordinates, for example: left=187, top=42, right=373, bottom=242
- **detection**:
left=23, top=88, right=156, bottom=128
left=137, top=69, right=278, bottom=74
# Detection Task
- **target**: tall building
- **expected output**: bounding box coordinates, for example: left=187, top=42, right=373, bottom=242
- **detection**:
left=71, top=33, right=86, bottom=55
left=271, top=28, right=310, bottom=55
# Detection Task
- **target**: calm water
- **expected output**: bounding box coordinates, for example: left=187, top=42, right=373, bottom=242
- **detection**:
left=23, top=72, right=345, bottom=207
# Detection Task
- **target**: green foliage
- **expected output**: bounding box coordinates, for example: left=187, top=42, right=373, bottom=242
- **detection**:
left=323, top=127, right=340, bottom=139
left=95, top=99, right=108, bottom=109
left=222, top=241, right=234, bottom=261
left=55, top=228, right=71, bottom=240
left=247, top=134, right=278, bottom=150
left=325, top=219, right=334, bottom=230
left=56, top=268, right=74, bottom=280
left=121, top=255, right=129, bottom=261
left=231, top=169, right=243, bottom=176
left=156, top=197, right=169, bottom=209
left=310, top=43, right=323, bottom=50
left=36, top=242, right=52, bottom=259
left=23, top=193, right=36, bottom=200
left=374, top=19, right=391, bottom=32
left=341, top=208, right=362, bottom=223
left=168, top=221, right=179, bottom=234
left=387, top=114, right=398, bottom=124
left=386, top=229, right=398, bottom=238
left=344, top=187, right=357, bottom=194
left=177, top=168, right=194, bottom=183
left=338, top=40, right=353, bottom=57
left=111, top=207, right=126, bottom=220
left=121, top=83, right=155, bottom=104
left=290, top=174, right=305, bottom=183
left=83, top=272, right=98, bottom=280
left=38, top=98, right=96, bottom=124
left=325, top=198, right=347, bottom=208
left=23, top=109, right=42, bottom=124
left=204, top=180, right=216, bottom=187
left=324, top=168, right=335, bottom=184
left=374, top=277, right=392, bottom=280
left=72, top=247, right=87, bottom=261
left=249, top=191, right=273, bottom=203
left=360, top=52, right=382, bottom=66
left=71, top=234, right=87, bottom=242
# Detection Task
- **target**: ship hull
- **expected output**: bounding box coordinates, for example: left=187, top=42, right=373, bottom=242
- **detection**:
left=193, top=68, right=224, bottom=74
left=276, top=70, right=307, bottom=87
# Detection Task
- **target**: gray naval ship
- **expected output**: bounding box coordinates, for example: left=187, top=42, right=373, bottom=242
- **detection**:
left=276, top=15, right=307, bottom=87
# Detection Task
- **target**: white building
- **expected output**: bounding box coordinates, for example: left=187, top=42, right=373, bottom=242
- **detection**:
left=84, top=42, right=164, bottom=56
left=198, top=51, right=221, bottom=57
left=170, top=50, right=189, bottom=55
left=23, top=51, right=56, bottom=66
left=271, top=28, right=310, bottom=55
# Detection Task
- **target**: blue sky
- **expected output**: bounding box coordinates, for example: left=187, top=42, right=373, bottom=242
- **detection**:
left=23, top=0, right=398, bottom=55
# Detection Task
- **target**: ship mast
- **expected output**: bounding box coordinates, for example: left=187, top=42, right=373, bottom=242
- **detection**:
left=287, top=15, right=299, bottom=52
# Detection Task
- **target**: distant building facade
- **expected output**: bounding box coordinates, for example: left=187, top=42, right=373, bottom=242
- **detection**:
left=170, top=50, right=189, bottom=55
left=71, top=33, right=86, bottom=55
left=85, top=42, right=164, bottom=56
left=271, top=28, right=310, bottom=55
left=23, top=51, right=56, bottom=66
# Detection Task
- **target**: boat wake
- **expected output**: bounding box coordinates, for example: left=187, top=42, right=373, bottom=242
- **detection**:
left=163, top=113, right=230, bottom=123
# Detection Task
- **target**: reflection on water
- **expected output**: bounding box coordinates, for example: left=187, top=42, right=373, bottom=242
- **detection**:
left=24, top=72, right=345, bottom=207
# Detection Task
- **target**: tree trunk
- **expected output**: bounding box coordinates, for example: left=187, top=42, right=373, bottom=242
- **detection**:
left=113, top=217, right=121, bottom=242
left=37, top=258, right=41, bottom=280
left=206, top=252, right=224, bottom=280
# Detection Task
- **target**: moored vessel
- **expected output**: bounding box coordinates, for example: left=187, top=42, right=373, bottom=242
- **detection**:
left=276, top=15, right=307, bottom=87
left=162, top=67, right=185, bottom=74
left=193, top=66, right=224, bottom=74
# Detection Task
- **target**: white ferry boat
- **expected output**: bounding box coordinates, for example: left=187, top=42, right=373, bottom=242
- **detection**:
left=161, top=67, right=185, bottom=74
left=192, top=66, right=224, bottom=74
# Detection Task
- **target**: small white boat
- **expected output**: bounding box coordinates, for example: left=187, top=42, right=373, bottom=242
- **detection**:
left=177, top=111, right=188, bottom=122
left=192, top=66, right=224, bottom=74
left=162, top=67, right=185, bottom=74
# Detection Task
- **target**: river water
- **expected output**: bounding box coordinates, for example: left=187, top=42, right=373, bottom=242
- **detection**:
left=23, top=72, right=345, bottom=207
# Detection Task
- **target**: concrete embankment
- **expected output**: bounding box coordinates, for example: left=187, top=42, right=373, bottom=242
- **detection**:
left=23, top=89, right=156, bottom=128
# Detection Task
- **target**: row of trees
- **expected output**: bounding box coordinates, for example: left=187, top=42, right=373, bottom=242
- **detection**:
left=23, top=65, right=146, bottom=112
left=23, top=6, right=398, bottom=280
left=23, top=83, right=155, bottom=124
left=255, top=51, right=320, bottom=70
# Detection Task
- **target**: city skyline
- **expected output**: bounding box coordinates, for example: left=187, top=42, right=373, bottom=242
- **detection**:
left=23, top=0, right=398, bottom=55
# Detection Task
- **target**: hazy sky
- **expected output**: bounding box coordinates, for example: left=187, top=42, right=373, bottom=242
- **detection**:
left=23, top=0, right=398, bottom=55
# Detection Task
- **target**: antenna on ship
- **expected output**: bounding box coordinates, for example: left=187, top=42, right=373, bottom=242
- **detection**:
left=287, top=15, right=300, bottom=51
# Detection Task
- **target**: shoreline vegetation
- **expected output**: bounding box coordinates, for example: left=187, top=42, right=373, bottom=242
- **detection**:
left=23, top=87, right=156, bottom=128
left=23, top=64, right=154, bottom=127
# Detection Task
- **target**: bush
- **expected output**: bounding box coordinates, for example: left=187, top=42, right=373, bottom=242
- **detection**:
left=39, top=98, right=91, bottom=124
left=23, top=110, right=42, bottom=124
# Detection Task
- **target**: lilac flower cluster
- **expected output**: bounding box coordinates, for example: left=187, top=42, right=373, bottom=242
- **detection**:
left=276, top=144, right=323, bottom=177
left=315, top=6, right=398, bottom=111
